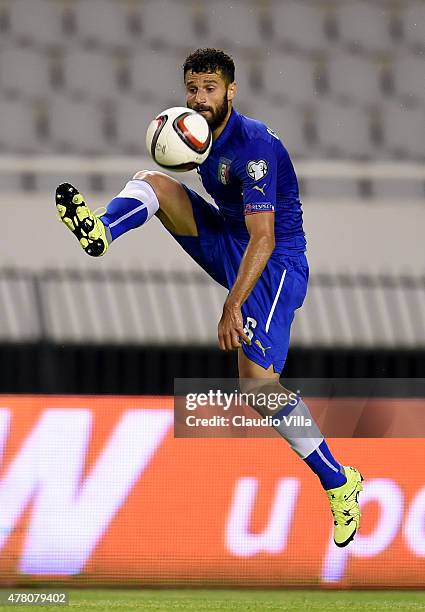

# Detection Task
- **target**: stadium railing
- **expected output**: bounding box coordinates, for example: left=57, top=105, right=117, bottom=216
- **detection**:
left=1, top=266, right=425, bottom=348
left=0, top=156, right=424, bottom=199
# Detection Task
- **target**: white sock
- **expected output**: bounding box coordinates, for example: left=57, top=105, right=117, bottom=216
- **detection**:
left=272, top=397, right=324, bottom=458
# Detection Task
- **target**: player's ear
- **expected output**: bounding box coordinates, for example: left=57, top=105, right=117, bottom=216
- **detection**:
left=227, top=81, right=236, bottom=101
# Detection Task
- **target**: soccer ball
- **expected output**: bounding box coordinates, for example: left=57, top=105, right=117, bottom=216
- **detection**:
left=146, top=106, right=212, bottom=172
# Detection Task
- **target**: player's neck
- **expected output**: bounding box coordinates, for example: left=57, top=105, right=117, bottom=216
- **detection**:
left=212, top=105, right=233, bottom=141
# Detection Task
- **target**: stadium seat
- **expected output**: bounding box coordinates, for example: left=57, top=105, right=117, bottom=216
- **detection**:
left=204, top=1, right=265, bottom=51
left=251, top=101, right=308, bottom=158
left=381, top=102, right=425, bottom=160
left=0, top=99, right=39, bottom=152
left=48, top=96, right=109, bottom=154
left=305, top=176, right=360, bottom=201
left=403, top=2, right=425, bottom=50
left=37, top=172, right=95, bottom=198
left=372, top=177, right=425, bottom=201
left=270, top=1, right=331, bottom=54
left=62, top=50, right=120, bottom=101
left=115, top=99, right=162, bottom=153
left=140, top=0, right=206, bottom=49
left=336, top=1, right=394, bottom=54
left=326, top=53, right=385, bottom=106
left=314, top=100, right=375, bottom=159
left=263, top=54, right=321, bottom=105
left=0, top=47, right=51, bottom=100
left=129, top=52, right=184, bottom=102
left=233, top=57, right=262, bottom=97
left=75, top=0, right=135, bottom=49
left=7, top=0, right=65, bottom=47
left=130, top=51, right=259, bottom=103
left=391, top=54, right=425, bottom=106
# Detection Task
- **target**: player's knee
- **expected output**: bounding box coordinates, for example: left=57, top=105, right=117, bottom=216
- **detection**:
left=133, top=169, right=159, bottom=182
left=132, top=170, right=172, bottom=203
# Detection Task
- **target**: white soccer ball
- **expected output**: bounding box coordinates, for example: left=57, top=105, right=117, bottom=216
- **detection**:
left=146, top=106, right=212, bottom=172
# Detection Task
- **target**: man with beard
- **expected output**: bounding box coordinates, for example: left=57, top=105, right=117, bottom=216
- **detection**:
left=55, top=48, right=363, bottom=548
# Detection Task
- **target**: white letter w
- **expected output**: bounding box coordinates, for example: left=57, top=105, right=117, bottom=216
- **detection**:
left=0, top=408, right=172, bottom=574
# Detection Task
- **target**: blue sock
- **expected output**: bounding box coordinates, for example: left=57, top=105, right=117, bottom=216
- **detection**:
left=100, top=179, right=159, bottom=241
left=272, top=397, right=347, bottom=490
left=303, top=440, right=347, bottom=490
left=101, top=197, right=148, bottom=240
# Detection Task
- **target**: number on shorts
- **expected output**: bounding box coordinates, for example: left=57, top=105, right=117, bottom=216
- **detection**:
left=243, top=316, right=257, bottom=341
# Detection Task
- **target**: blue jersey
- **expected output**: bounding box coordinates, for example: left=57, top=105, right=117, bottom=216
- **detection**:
left=102, top=106, right=308, bottom=372
left=168, top=107, right=309, bottom=373
left=197, top=107, right=306, bottom=255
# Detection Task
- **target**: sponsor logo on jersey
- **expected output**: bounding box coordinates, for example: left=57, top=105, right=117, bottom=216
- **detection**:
left=244, top=202, right=275, bottom=215
left=254, top=339, right=271, bottom=357
left=218, top=157, right=232, bottom=185
left=246, top=159, right=268, bottom=181
left=252, top=183, right=267, bottom=196
left=267, top=127, right=280, bottom=140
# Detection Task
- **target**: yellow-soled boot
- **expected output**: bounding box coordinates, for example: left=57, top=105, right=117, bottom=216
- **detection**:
left=56, top=182, right=108, bottom=257
left=327, top=466, right=363, bottom=547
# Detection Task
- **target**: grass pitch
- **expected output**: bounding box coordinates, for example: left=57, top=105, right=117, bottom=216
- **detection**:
left=0, top=589, right=424, bottom=611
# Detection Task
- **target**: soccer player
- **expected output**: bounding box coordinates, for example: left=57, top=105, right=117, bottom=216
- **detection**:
left=56, top=48, right=363, bottom=547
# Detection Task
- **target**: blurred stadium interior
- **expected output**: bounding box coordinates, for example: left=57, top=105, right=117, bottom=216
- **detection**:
left=0, top=0, right=424, bottom=390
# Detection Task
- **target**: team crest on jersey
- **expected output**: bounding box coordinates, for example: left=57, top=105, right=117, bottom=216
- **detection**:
left=246, top=159, right=268, bottom=182
left=218, top=157, right=232, bottom=185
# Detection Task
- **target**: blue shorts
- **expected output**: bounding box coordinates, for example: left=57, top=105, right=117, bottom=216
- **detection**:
left=170, top=186, right=309, bottom=374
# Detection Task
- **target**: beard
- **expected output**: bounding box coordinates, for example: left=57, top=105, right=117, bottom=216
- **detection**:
left=191, top=94, right=229, bottom=132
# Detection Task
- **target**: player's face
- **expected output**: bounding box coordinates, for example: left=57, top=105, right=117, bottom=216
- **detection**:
left=185, top=71, right=234, bottom=132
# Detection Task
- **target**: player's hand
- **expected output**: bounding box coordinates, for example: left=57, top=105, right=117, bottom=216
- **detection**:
left=218, top=301, right=251, bottom=351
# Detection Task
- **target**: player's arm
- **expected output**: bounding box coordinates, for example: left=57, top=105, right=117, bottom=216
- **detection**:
left=218, top=139, right=278, bottom=351
left=218, top=213, right=275, bottom=351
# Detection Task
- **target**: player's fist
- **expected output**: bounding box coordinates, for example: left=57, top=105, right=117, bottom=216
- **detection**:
left=218, top=301, right=251, bottom=351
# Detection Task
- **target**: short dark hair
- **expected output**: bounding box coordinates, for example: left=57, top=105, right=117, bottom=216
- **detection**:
left=183, top=48, right=235, bottom=84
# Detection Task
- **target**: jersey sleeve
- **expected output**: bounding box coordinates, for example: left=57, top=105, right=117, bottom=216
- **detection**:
left=234, top=139, right=278, bottom=216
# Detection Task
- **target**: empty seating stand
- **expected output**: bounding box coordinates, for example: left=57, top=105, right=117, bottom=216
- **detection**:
left=336, top=1, right=395, bottom=55
left=6, top=0, right=66, bottom=47
left=0, top=47, right=51, bottom=100
left=326, top=53, right=386, bottom=107
left=314, top=100, right=376, bottom=160
left=62, top=49, right=121, bottom=102
left=0, top=0, right=422, bottom=163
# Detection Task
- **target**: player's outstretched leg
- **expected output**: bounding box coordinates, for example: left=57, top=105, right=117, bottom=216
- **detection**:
left=56, top=172, right=197, bottom=255
left=274, top=397, right=363, bottom=547
left=277, top=398, right=363, bottom=547
left=56, top=182, right=109, bottom=257
left=238, top=355, right=363, bottom=547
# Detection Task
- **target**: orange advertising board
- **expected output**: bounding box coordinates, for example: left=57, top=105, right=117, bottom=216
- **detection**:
left=0, top=395, right=423, bottom=587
